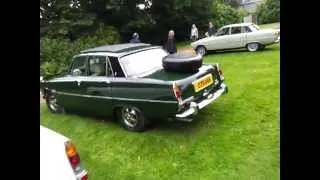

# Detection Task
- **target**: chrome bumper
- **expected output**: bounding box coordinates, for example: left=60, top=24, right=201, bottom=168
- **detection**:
left=175, top=83, right=228, bottom=121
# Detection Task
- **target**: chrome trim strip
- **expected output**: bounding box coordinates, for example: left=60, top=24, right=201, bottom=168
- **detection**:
left=55, top=91, right=177, bottom=104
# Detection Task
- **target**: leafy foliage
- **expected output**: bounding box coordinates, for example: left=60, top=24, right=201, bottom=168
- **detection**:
left=257, top=0, right=280, bottom=24
left=210, top=2, right=242, bottom=29
left=40, top=0, right=244, bottom=77
left=40, top=26, right=120, bottom=79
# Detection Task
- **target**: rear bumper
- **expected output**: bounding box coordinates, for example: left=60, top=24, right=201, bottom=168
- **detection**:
left=175, top=83, right=228, bottom=120
left=75, top=169, right=88, bottom=180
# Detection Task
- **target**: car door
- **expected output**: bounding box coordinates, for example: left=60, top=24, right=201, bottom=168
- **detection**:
left=55, top=55, right=90, bottom=111
left=228, top=26, right=246, bottom=49
left=207, top=27, right=230, bottom=50
left=77, top=55, right=113, bottom=116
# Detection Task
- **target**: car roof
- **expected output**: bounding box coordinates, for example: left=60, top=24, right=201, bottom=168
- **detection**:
left=77, top=43, right=162, bottom=58
left=223, top=23, right=254, bottom=28
left=80, top=43, right=153, bottom=53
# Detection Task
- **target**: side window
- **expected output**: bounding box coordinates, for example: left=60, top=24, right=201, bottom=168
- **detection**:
left=231, top=27, right=242, bottom=34
left=109, top=56, right=125, bottom=77
left=70, top=56, right=88, bottom=76
left=88, top=56, right=107, bottom=76
left=243, top=26, right=252, bottom=33
left=219, top=28, right=230, bottom=36
left=88, top=56, right=115, bottom=77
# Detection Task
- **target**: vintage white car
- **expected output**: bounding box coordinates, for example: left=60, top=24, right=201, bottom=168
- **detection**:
left=191, top=23, right=280, bottom=55
left=40, top=125, right=88, bottom=180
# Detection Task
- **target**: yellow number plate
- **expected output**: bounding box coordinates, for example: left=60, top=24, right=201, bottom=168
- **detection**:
left=193, top=74, right=214, bottom=92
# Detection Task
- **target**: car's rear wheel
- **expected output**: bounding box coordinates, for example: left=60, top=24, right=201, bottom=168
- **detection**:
left=45, top=91, right=64, bottom=114
left=246, top=42, right=260, bottom=52
left=196, top=46, right=207, bottom=56
left=118, top=105, right=147, bottom=132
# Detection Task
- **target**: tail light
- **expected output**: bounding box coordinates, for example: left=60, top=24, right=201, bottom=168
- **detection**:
left=172, top=82, right=182, bottom=101
left=65, top=141, right=81, bottom=169
left=81, top=174, right=88, bottom=180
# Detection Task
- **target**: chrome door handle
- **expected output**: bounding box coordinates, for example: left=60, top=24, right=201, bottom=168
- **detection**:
left=76, top=80, right=81, bottom=86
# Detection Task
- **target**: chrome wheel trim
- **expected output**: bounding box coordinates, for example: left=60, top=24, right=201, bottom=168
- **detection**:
left=48, top=94, right=59, bottom=112
left=197, top=47, right=206, bottom=56
left=247, top=43, right=259, bottom=52
left=121, top=107, right=140, bottom=128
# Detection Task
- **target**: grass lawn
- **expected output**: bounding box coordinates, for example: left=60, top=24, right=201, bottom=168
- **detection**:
left=40, top=43, right=280, bottom=179
left=258, top=22, right=280, bottom=29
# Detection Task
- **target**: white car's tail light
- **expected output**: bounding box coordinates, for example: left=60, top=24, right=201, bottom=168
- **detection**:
left=65, top=141, right=88, bottom=179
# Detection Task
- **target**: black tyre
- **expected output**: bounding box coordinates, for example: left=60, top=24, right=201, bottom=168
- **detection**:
left=162, top=53, right=203, bottom=73
left=45, top=91, right=64, bottom=114
left=118, top=105, right=147, bottom=132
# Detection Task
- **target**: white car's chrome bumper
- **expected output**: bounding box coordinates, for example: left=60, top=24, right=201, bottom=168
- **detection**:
left=175, top=83, right=228, bottom=121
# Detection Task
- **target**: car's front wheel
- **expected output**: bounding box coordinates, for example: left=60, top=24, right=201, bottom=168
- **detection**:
left=196, top=46, right=207, bottom=56
left=118, top=106, right=147, bottom=132
left=45, top=91, right=64, bottom=114
left=246, top=42, right=260, bottom=52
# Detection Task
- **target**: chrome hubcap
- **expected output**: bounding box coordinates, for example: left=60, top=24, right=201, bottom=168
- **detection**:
left=197, top=47, right=205, bottom=55
left=248, top=43, right=258, bottom=51
left=122, top=107, right=139, bottom=127
left=48, top=94, right=58, bottom=111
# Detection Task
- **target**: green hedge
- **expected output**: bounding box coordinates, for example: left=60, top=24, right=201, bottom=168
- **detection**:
left=257, top=0, right=280, bottom=24
left=40, top=26, right=120, bottom=79
left=211, top=3, right=243, bottom=29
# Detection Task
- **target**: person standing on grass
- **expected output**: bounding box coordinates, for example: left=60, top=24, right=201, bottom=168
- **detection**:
left=208, top=21, right=216, bottom=36
left=164, top=30, right=177, bottom=54
left=190, top=24, right=199, bottom=41
left=129, top=32, right=141, bottom=43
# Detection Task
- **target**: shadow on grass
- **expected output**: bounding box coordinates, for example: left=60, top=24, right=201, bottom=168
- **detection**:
left=205, top=44, right=280, bottom=56
left=47, top=101, right=232, bottom=134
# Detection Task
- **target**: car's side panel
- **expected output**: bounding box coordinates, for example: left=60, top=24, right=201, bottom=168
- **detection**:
left=109, top=78, right=179, bottom=119
left=226, top=33, right=246, bottom=49
left=45, top=77, right=87, bottom=111
left=246, top=30, right=278, bottom=45
left=79, top=77, right=112, bottom=116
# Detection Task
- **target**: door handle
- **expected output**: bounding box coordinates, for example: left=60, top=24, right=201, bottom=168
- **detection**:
left=76, top=80, right=81, bottom=86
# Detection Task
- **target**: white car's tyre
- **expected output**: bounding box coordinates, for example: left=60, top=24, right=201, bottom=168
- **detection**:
left=247, top=43, right=260, bottom=52
left=196, top=46, right=207, bottom=56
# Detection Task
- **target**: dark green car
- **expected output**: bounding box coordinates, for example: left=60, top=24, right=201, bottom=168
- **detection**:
left=40, top=43, right=228, bottom=132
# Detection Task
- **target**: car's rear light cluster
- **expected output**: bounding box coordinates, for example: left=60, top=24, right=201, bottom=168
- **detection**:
left=81, top=174, right=88, bottom=180
left=172, top=82, right=183, bottom=103
left=65, top=141, right=88, bottom=179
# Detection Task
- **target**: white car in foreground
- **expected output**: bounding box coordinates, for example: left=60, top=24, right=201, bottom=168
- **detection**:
left=40, top=125, right=88, bottom=180
left=191, top=23, right=280, bottom=55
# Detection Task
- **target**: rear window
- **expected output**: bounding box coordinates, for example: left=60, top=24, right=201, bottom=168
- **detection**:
left=119, top=48, right=168, bottom=77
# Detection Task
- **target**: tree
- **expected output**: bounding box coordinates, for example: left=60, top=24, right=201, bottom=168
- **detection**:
left=210, top=2, right=242, bottom=29
left=257, top=0, right=280, bottom=24
left=149, top=0, right=213, bottom=43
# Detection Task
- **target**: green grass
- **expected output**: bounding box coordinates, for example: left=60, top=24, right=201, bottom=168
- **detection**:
left=41, top=44, right=280, bottom=180
left=259, top=22, right=280, bottom=29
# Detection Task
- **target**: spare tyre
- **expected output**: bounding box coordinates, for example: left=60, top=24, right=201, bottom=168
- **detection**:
left=162, top=53, right=203, bottom=73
